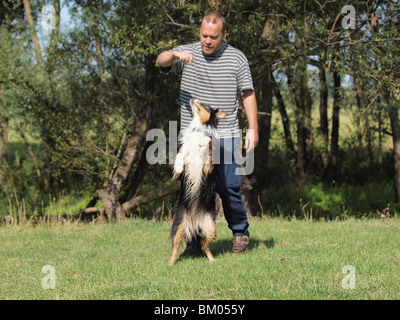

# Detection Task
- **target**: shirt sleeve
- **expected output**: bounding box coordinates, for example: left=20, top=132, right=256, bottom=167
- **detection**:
left=237, top=57, right=254, bottom=96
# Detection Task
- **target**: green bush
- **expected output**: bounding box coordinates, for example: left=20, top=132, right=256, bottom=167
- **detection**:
left=261, top=182, right=397, bottom=219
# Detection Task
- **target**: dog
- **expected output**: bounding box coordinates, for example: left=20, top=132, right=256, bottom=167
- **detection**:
left=168, top=99, right=226, bottom=265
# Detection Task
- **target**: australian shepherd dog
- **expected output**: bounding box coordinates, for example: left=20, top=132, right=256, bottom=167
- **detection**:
left=168, top=99, right=226, bottom=265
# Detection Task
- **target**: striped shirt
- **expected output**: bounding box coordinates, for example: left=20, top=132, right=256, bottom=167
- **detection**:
left=162, top=41, right=254, bottom=138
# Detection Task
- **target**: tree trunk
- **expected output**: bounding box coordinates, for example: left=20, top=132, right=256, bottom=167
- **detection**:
left=292, top=60, right=313, bottom=184
left=97, top=106, right=155, bottom=220
left=120, top=140, right=151, bottom=203
left=46, top=0, right=60, bottom=73
left=19, top=129, right=41, bottom=181
left=0, top=11, right=11, bottom=181
left=324, top=70, right=341, bottom=183
left=22, top=0, right=42, bottom=67
left=377, top=97, right=383, bottom=171
left=355, top=79, right=363, bottom=172
left=0, top=119, right=8, bottom=185
left=364, top=103, right=373, bottom=169
left=0, top=119, right=8, bottom=164
left=91, top=0, right=105, bottom=80
left=242, top=73, right=273, bottom=216
left=53, top=0, right=60, bottom=28
left=319, top=67, right=329, bottom=169
left=271, top=73, right=296, bottom=166
left=96, top=55, right=160, bottom=220
left=50, top=0, right=60, bottom=42
left=355, top=74, right=374, bottom=170
left=387, top=97, right=400, bottom=202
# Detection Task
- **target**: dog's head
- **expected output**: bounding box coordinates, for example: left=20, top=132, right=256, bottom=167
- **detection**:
left=190, top=99, right=227, bottom=125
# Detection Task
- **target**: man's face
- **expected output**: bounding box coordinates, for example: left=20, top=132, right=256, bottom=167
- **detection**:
left=200, top=21, right=226, bottom=55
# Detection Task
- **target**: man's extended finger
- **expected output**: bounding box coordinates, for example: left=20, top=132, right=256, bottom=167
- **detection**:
left=245, top=137, right=253, bottom=152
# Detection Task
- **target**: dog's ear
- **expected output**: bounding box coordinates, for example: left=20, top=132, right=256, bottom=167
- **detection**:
left=215, top=109, right=227, bottom=119
left=202, top=104, right=211, bottom=111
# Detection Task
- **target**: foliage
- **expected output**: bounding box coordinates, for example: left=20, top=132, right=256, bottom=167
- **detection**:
left=261, top=181, right=397, bottom=219
left=1, top=0, right=400, bottom=217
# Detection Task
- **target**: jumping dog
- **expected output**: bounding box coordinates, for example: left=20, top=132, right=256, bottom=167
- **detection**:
left=168, top=99, right=226, bottom=265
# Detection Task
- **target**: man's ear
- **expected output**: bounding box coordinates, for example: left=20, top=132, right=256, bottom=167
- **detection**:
left=222, top=30, right=227, bottom=40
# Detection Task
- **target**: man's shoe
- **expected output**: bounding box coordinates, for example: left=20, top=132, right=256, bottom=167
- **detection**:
left=230, top=235, right=249, bottom=253
left=179, top=245, right=205, bottom=259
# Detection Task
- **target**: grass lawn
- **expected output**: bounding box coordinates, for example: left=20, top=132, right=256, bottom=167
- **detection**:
left=0, top=217, right=399, bottom=300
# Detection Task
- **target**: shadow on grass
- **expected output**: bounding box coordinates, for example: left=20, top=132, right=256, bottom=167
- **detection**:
left=175, top=237, right=275, bottom=263
left=212, top=237, right=275, bottom=257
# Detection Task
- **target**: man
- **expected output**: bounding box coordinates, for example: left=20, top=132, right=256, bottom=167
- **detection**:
left=156, top=12, right=258, bottom=256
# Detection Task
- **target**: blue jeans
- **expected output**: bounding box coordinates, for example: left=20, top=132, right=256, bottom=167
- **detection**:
left=187, top=138, right=249, bottom=247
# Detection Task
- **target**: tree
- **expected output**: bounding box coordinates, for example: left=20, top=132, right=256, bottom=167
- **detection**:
left=80, top=0, right=199, bottom=219
left=2, top=0, right=400, bottom=218
left=373, top=2, right=400, bottom=201
left=0, top=1, right=25, bottom=181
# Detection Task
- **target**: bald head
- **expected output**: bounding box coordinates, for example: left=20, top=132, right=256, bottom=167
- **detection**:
left=199, top=12, right=227, bottom=55
left=201, top=12, right=227, bottom=33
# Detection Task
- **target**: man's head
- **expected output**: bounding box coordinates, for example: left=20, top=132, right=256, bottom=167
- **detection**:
left=200, top=12, right=227, bottom=56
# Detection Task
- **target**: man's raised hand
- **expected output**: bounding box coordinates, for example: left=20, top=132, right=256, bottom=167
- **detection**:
left=173, top=51, right=194, bottom=63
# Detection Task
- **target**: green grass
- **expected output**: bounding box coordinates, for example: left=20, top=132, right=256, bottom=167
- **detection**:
left=0, top=217, right=399, bottom=300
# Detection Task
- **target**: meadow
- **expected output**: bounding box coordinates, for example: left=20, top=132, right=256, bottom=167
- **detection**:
left=1, top=216, right=399, bottom=300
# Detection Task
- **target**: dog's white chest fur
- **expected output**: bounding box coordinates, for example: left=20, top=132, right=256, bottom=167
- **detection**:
left=182, top=131, right=210, bottom=165
left=173, top=114, right=219, bottom=199
left=174, top=131, right=211, bottom=198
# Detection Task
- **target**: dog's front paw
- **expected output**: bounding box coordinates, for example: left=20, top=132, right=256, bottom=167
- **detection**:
left=174, top=153, right=184, bottom=172
left=172, top=170, right=182, bottom=181
left=172, top=154, right=184, bottom=180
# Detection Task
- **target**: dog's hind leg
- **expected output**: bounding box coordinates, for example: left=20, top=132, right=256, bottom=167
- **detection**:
left=168, top=217, right=187, bottom=266
left=202, top=218, right=216, bottom=262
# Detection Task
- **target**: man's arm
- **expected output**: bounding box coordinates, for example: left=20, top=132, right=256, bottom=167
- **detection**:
left=156, top=50, right=193, bottom=67
left=242, top=89, right=259, bottom=152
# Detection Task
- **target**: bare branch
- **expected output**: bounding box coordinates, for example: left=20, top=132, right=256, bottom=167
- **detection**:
left=165, top=12, right=192, bottom=30
left=122, top=182, right=180, bottom=213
